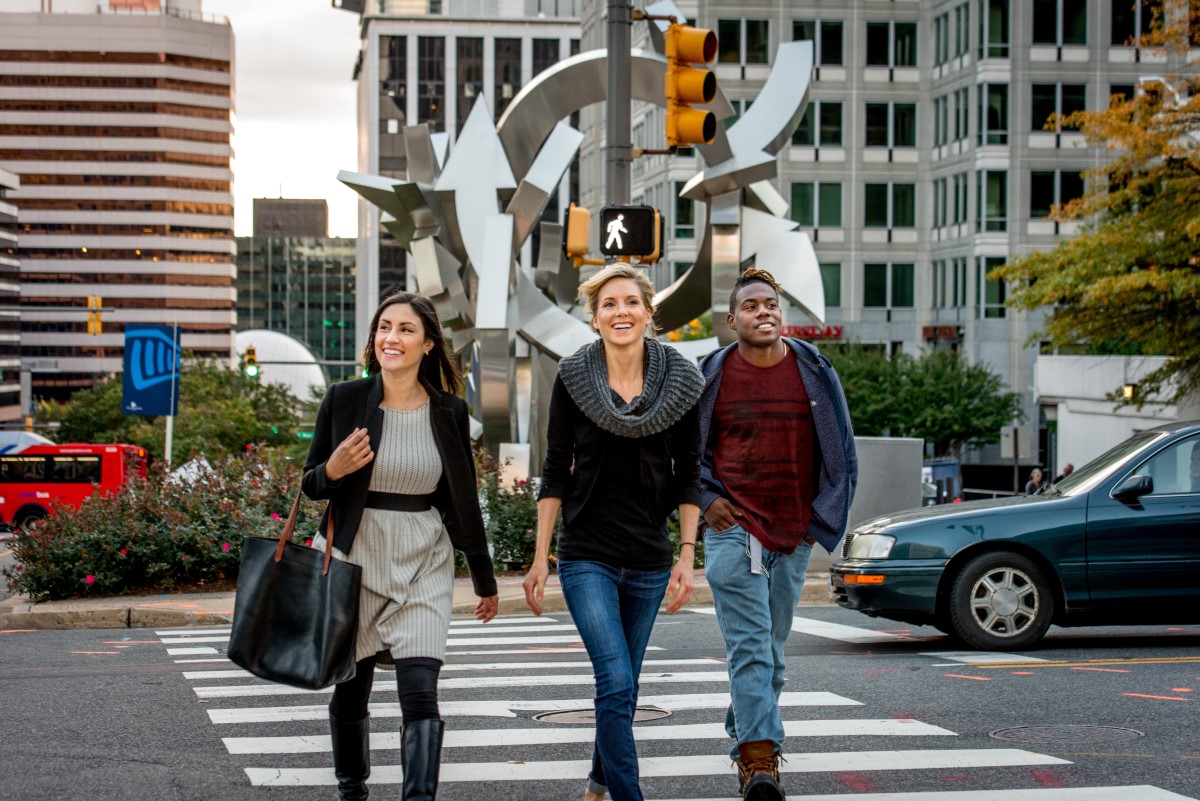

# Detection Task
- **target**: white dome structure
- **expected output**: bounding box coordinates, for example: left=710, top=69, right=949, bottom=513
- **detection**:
left=234, top=330, right=327, bottom=402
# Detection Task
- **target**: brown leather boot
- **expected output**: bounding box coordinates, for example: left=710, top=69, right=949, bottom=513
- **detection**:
left=734, top=740, right=784, bottom=800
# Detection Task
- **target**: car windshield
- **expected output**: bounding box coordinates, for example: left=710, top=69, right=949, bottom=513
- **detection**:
left=1050, top=431, right=1167, bottom=496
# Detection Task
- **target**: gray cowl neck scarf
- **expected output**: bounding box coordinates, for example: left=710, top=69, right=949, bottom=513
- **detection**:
left=558, top=337, right=704, bottom=439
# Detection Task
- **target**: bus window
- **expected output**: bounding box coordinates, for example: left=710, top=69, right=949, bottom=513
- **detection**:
left=51, top=456, right=102, bottom=483
left=0, top=456, right=47, bottom=482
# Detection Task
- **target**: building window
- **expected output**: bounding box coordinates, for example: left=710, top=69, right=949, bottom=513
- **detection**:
left=865, top=102, right=916, bottom=148
left=953, top=172, right=969, bottom=224
left=1031, top=83, right=1086, bottom=130
left=1029, top=170, right=1085, bottom=218
left=1109, top=83, right=1135, bottom=106
left=933, top=177, right=948, bottom=227
left=456, top=38, right=483, bottom=134
left=864, top=262, right=914, bottom=308
left=791, top=101, right=842, bottom=147
left=977, top=256, right=1007, bottom=317
left=865, top=21, right=918, bottom=68
left=955, top=3, right=970, bottom=56
left=935, top=12, right=950, bottom=65
left=820, top=263, right=841, bottom=307
left=934, top=95, right=948, bottom=146
left=1032, top=0, right=1087, bottom=46
left=978, top=0, right=1010, bottom=58
left=417, top=37, right=445, bottom=133
left=790, top=183, right=842, bottom=227
left=977, top=83, right=1008, bottom=145
left=674, top=181, right=695, bottom=239
left=494, top=38, right=521, bottom=121
left=976, top=170, right=1007, bottom=232
left=718, top=19, right=770, bottom=65
left=865, top=183, right=916, bottom=228
left=793, top=19, right=844, bottom=66
left=1112, top=0, right=1155, bottom=45
left=532, top=39, right=559, bottom=77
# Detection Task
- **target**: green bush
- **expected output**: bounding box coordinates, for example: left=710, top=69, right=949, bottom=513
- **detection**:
left=3, top=448, right=322, bottom=602
left=477, top=450, right=544, bottom=571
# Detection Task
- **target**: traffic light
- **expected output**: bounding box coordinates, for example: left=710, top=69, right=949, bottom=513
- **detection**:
left=86, top=295, right=102, bottom=335
left=599, top=205, right=661, bottom=261
left=664, top=23, right=717, bottom=147
left=243, top=345, right=259, bottom=378
left=563, top=203, right=591, bottom=261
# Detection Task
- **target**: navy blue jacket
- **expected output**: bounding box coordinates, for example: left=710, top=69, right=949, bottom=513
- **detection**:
left=697, top=339, right=858, bottom=553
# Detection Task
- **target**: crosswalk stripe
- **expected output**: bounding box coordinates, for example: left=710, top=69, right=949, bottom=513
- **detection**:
left=446, top=645, right=665, bottom=655
left=692, top=608, right=910, bottom=643
left=647, top=788, right=1200, bottom=801
left=161, top=632, right=587, bottom=647
left=449, top=616, right=562, bottom=626
left=167, top=646, right=219, bottom=655
left=193, top=671, right=732, bottom=699
left=155, top=626, right=231, bottom=635
left=161, top=635, right=230, bottom=644
left=923, top=651, right=1048, bottom=665
left=207, top=691, right=861, bottom=724
left=440, top=624, right=578, bottom=635
left=184, top=658, right=722, bottom=681
left=244, top=747, right=1068, bottom=786
left=223, top=718, right=956, bottom=754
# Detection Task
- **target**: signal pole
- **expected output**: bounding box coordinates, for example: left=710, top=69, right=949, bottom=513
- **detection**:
left=605, top=0, right=632, bottom=205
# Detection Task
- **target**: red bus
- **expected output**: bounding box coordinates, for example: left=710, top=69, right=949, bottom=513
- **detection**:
left=0, top=443, right=148, bottom=529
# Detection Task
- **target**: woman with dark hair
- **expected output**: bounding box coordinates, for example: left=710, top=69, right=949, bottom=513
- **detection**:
left=522, top=264, right=704, bottom=801
left=303, top=290, right=498, bottom=801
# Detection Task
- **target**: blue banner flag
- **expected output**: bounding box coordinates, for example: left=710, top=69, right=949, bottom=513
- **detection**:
left=122, top=324, right=181, bottom=416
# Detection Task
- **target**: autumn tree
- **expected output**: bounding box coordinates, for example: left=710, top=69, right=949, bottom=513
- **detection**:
left=992, top=4, right=1200, bottom=405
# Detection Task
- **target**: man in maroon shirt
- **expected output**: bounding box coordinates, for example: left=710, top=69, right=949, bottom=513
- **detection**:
left=697, top=268, right=857, bottom=800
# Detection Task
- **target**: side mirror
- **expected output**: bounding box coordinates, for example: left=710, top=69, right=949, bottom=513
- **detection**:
left=1112, top=474, right=1153, bottom=501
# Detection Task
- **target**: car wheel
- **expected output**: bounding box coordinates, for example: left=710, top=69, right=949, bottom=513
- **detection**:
left=14, top=505, right=47, bottom=530
left=948, top=551, right=1055, bottom=650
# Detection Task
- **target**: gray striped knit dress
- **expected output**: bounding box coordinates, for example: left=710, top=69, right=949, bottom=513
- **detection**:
left=324, top=401, right=455, bottom=663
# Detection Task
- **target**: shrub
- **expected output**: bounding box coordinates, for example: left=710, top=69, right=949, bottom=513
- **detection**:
left=476, top=450, right=544, bottom=571
left=3, top=448, right=322, bottom=602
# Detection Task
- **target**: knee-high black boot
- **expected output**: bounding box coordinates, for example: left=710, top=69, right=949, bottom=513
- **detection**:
left=330, top=713, right=371, bottom=801
left=400, top=718, right=444, bottom=801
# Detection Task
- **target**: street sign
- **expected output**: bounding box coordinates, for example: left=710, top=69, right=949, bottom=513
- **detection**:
left=598, top=204, right=659, bottom=257
left=122, top=324, right=181, bottom=416
left=999, top=425, right=1031, bottom=460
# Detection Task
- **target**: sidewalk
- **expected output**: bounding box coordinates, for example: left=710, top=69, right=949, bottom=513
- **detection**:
left=0, top=571, right=834, bottom=630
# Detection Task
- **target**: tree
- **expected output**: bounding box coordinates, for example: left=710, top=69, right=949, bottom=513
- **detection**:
left=828, top=346, right=1023, bottom=457
left=992, top=5, right=1200, bottom=405
left=37, top=357, right=302, bottom=462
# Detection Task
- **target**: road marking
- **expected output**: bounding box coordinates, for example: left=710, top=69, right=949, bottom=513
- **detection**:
left=437, top=623, right=579, bottom=635
left=167, top=646, right=219, bottom=656
left=183, top=658, right=721, bottom=681
left=1123, top=693, right=1191, bottom=702
left=193, top=670, right=732, bottom=699
left=650, top=787, right=1198, bottom=801
left=944, top=674, right=992, bottom=681
left=446, top=646, right=665, bottom=655
left=924, top=651, right=1047, bottom=664
left=244, top=748, right=1068, bottom=786
left=693, top=607, right=911, bottom=643
left=223, top=718, right=956, bottom=754
left=0, top=548, right=13, bottom=558
left=154, top=617, right=561, bottom=638
left=207, top=691, right=862, bottom=724
left=160, top=636, right=230, bottom=644
left=155, top=626, right=232, bottom=635
left=160, top=632, right=589, bottom=647
left=976, top=656, right=1200, bottom=669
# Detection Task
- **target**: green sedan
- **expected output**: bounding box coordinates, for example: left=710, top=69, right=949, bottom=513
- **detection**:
left=831, top=421, right=1200, bottom=649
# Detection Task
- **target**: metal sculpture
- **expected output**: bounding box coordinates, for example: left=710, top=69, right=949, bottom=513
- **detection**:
left=340, top=4, right=821, bottom=471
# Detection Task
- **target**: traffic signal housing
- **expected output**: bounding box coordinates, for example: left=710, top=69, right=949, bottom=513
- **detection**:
left=598, top=205, right=661, bottom=262
left=563, top=203, right=591, bottom=261
left=664, top=23, right=717, bottom=147
left=243, top=346, right=259, bottom=378
left=86, top=295, right=102, bottom=335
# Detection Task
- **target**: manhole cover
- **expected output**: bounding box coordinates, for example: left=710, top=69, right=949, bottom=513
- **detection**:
left=989, top=725, right=1144, bottom=744
left=534, top=706, right=671, bottom=725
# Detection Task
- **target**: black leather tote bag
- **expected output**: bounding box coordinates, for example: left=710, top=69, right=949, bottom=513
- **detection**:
left=228, top=488, right=361, bottom=690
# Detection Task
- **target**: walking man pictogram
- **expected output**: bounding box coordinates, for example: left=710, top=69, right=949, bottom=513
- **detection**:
left=604, top=214, right=627, bottom=251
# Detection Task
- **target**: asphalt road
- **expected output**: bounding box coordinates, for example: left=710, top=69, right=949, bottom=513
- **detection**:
left=1, top=606, right=1197, bottom=801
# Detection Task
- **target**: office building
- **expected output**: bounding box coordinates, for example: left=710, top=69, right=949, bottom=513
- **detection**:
left=334, top=0, right=581, bottom=343
left=0, top=0, right=235, bottom=401
left=235, top=199, right=358, bottom=383
left=584, top=0, right=1169, bottom=473
left=0, top=169, right=20, bottom=423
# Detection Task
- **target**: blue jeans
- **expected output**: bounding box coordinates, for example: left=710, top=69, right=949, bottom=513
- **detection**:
left=558, top=559, right=671, bottom=801
left=704, top=523, right=813, bottom=759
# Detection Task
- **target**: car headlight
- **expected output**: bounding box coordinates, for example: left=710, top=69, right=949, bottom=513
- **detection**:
left=847, top=533, right=896, bottom=559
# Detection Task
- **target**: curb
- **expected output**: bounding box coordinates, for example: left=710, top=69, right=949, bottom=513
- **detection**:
left=0, top=574, right=835, bottom=630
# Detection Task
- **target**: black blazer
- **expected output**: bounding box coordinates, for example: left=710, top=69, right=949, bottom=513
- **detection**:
left=301, top=373, right=497, bottom=597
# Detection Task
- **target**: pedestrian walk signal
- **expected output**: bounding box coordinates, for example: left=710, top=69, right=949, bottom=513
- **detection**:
left=599, top=205, right=661, bottom=260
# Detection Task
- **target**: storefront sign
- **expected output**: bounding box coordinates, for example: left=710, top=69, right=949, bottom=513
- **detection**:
left=782, top=325, right=844, bottom=340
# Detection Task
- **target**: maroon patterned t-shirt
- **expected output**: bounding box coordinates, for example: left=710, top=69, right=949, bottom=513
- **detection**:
left=712, top=349, right=817, bottom=554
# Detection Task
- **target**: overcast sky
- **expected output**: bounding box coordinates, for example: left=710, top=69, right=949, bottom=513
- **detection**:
left=201, top=0, right=361, bottom=237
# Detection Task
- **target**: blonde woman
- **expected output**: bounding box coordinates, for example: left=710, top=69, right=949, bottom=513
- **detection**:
left=523, top=264, right=703, bottom=801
